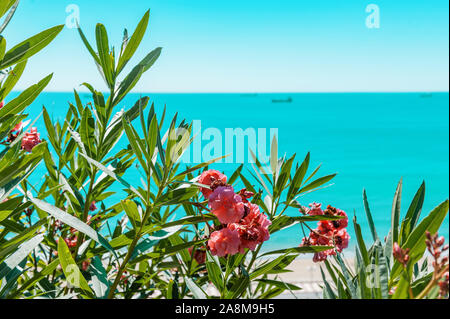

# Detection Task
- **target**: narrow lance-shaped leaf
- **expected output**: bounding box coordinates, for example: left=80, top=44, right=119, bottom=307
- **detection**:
left=185, top=277, right=207, bottom=299
left=90, top=256, right=110, bottom=299
left=0, top=25, right=64, bottom=69
left=95, top=23, right=114, bottom=88
left=116, top=10, right=149, bottom=74
left=363, top=189, right=378, bottom=241
left=0, top=73, right=52, bottom=117
left=391, top=179, right=403, bottom=246
left=57, top=237, right=93, bottom=294
left=0, top=234, right=44, bottom=280
left=29, top=198, right=115, bottom=256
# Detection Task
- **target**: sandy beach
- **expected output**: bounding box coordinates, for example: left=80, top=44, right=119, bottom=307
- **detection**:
left=271, top=257, right=355, bottom=299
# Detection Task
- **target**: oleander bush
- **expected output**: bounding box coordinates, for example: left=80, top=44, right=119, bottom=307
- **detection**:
left=0, top=4, right=448, bottom=300
left=0, top=7, right=345, bottom=299
left=321, top=180, right=449, bottom=299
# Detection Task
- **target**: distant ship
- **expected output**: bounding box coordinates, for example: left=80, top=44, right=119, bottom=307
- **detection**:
left=420, top=93, right=433, bottom=98
left=240, top=93, right=258, bottom=97
left=272, top=97, right=293, bottom=103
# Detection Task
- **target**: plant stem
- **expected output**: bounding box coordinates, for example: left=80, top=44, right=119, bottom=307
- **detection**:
left=247, top=244, right=262, bottom=273
left=415, top=264, right=449, bottom=299
left=73, top=173, right=96, bottom=258
left=107, top=179, right=166, bottom=298
left=106, top=234, right=140, bottom=299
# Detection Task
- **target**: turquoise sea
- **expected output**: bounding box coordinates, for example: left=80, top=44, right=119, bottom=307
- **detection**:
left=11, top=92, right=449, bottom=252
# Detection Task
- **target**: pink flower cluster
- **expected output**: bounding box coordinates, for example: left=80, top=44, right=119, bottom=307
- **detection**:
left=21, top=127, right=42, bottom=152
left=300, top=203, right=350, bottom=263
left=198, top=170, right=271, bottom=257
left=89, top=201, right=98, bottom=212
left=188, top=246, right=207, bottom=264
left=56, top=215, right=96, bottom=249
left=1, top=101, right=41, bottom=152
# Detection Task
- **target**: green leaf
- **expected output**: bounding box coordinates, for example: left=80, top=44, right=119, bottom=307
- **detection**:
left=121, top=200, right=141, bottom=229
left=57, top=237, right=93, bottom=294
left=0, top=218, right=46, bottom=260
left=95, top=23, right=114, bottom=88
left=334, top=254, right=357, bottom=298
left=298, top=174, right=336, bottom=194
left=157, top=187, right=199, bottom=206
left=30, top=198, right=115, bottom=256
left=286, top=152, right=310, bottom=202
left=400, top=181, right=425, bottom=243
left=161, top=214, right=216, bottom=228
left=79, top=152, right=144, bottom=202
left=363, top=189, right=378, bottom=241
left=320, top=266, right=336, bottom=299
left=0, top=73, right=52, bottom=117
left=0, top=0, right=18, bottom=33
left=274, top=155, right=294, bottom=198
left=260, top=245, right=333, bottom=257
left=0, top=196, right=23, bottom=222
left=77, top=25, right=101, bottom=65
left=185, top=277, right=207, bottom=299
left=225, top=266, right=250, bottom=299
left=205, top=251, right=223, bottom=291
left=116, top=10, right=149, bottom=74
left=390, top=200, right=449, bottom=283
left=90, top=256, right=110, bottom=299
left=0, top=25, right=64, bottom=69
left=0, top=234, right=43, bottom=280
left=270, top=135, right=278, bottom=180
left=0, top=0, right=17, bottom=20
left=0, top=36, right=5, bottom=60
left=7, top=258, right=60, bottom=299
left=250, top=254, right=292, bottom=279
left=391, top=179, right=403, bottom=245
left=114, top=47, right=161, bottom=105
left=256, top=279, right=301, bottom=291
left=80, top=107, right=96, bottom=157
left=353, top=215, right=369, bottom=266
left=0, top=60, right=27, bottom=100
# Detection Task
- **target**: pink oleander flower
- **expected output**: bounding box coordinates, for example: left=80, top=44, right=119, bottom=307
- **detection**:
left=334, top=228, right=350, bottom=252
left=307, top=202, right=324, bottom=216
left=208, top=227, right=241, bottom=257
left=393, top=242, right=402, bottom=258
left=198, top=169, right=227, bottom=198
left=229, top=203, right=271, bottom=252
left=0, top=101, right=4, bottom=109
left=393, top=242, right=410, bottom=266
left=63, top=235, right=78, bottom=249
left=89, top=201, right=97, bottom=211
left=306, top=230, right=333, bottom=246
left=188, top=246, right=207, bottom=264
left=324, top=205, right=349, bottom=230
left=208, top=186, right=244, bottom=224
left=53, top=219, right=64, bottom=231
left=82, top=260, right=91, bottom=271
left=300, top=203, right=350, bottom=263
left=21, top=127, right=41, bottom=152
left=238, top=188, right=255, bottom=203
left=313, top=249, right=336, bottom=263
left=12, top=121, right=25, bottom=132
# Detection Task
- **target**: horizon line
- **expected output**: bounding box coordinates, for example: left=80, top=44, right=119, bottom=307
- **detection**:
left=12, top=90, right=450, bottom=94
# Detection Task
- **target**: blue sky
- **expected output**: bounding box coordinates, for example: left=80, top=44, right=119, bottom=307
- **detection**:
left=3, top=0, right=449, bottom=92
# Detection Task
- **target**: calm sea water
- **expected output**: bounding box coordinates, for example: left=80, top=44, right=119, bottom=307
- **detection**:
left=11, top=92, right=449, bottom=252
